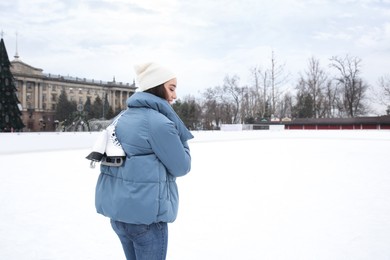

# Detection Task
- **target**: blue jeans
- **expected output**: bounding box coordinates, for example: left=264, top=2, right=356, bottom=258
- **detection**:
left=110, top=219, right=168, bottom=260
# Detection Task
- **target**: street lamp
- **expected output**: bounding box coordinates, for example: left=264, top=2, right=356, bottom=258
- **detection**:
left=39, top=118, right=46, bottom=131
left=54, top=120, right=59, bottom=131
left=102, top=86, right=107, bottom=120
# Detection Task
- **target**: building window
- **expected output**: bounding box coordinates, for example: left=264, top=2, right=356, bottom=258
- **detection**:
left=52, top=94, right=57, bottom=102
left=27, top=82, right=35, bottom=89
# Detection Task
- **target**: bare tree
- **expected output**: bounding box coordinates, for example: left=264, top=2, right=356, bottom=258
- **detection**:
left=249, top=52, right=287, bottom=120
left=322, top=81, right=339, bottom=118
left=250, top=66, right=271, bottom=119
left=222, top=75, right=243, bottom=123
left=377, top=75, right=390, bottom=114
left=379, top=75, right=390, bottom=98
left=303, top=57, right=328, bottom=118
left=202, top=87, right=223, bottom=129
left=330, top=55, right=368, bottom=117
left=279, top=92, right=293, bottom=119
left=269, top=51, right=288, bottom=118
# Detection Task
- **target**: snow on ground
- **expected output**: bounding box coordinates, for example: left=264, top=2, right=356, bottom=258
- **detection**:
left=1, top=130, right=390, bottom=260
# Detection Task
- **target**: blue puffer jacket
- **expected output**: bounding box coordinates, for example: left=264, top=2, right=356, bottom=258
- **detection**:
left=95, top=92, right=193, bottom=224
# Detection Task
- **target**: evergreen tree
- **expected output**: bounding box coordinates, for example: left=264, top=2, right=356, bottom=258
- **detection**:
left=0, top=37, right=25, bottom=132
left=56, top=89, right=76, bottom=122
left=84, top=96, right=92, bottom=120
left=90, top=95, right=103, bottom=119
left=103, top=93, right=109, bottom=119
left=292, top=93, right=314, bottom=118
left=172, top=98, right=201, bottom=130
left=106, top=106, right=115, bottom=120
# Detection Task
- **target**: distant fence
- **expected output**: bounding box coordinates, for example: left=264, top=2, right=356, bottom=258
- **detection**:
left=220, top=124, right=285, bottom=131
left=284, top=115, right=390, bottom=130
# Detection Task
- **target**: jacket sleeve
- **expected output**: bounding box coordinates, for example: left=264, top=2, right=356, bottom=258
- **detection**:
left=149, top=118, right=191, bottom=177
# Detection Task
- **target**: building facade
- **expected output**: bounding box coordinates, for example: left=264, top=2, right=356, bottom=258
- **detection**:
left=10, top=57, right=136, bottom=131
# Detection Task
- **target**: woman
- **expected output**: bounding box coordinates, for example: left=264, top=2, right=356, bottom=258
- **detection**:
left=95, top=62, right=193, bottom=260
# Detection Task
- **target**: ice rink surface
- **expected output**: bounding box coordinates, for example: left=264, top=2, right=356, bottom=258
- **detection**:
left=1, top=130, right=390, bottom=260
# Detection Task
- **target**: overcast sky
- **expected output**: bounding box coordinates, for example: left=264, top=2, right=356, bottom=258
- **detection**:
left=1, top=0, right=390, bottom=108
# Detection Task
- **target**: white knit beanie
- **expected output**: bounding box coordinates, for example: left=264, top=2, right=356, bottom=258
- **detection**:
left=134, top=62, right=176, bottom=92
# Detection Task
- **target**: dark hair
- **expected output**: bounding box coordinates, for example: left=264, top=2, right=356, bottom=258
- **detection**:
left=144, top=84, right=167, bottom=100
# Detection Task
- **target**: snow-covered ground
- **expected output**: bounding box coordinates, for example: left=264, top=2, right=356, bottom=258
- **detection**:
left=1, top=130, right=390, bottom=260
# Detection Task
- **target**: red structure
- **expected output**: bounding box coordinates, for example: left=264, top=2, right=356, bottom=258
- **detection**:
left=284, top=115, right=390, bottom=130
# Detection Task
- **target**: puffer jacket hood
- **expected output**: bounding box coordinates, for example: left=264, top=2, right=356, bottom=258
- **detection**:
left=127, top=92, right=193, bottom=143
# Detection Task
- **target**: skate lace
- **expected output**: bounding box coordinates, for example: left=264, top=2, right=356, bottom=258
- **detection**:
left=108, top=110, right=126, bottom=148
